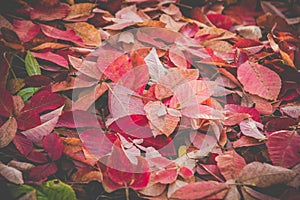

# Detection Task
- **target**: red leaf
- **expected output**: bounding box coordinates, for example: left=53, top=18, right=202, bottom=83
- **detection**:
left=22, top=90, right=65, bottom=114
left=237, top=61, right=281, bottom=100
left=103, top=54, right=133, bottom=82
left=103, top=139, right=150, bottom=191
left=56, top=110, right=101, bottom=128
left=0, top=87, right=13, bottom=117
left=26, top=151, right=48, bottom=164
left=30, top=3, right=70, bottom=21
left=40, top=24, right=84, bottom=46
left=171, top=181, right=229, bottom=199
left=31, top=51, right=69, bottom=69
left=79, top=129, right=116, bottom=160
left=180, top=23, right=199, bottom=38
left=16, top=111, right=41, bottom=130
left=267, top=131, right=300, bottom=168
left=21, top=106, right=63, bottom=143
left=13, top=133, right=33, bottom=157
left=225, top=104, right=260, bottom=122
left=107, top=139, right=134, bottom=185
left=43, top=133, right=64, bottom=161
left=13, top=20, right=40, bottom=43
left=29, top=162, right=57, bottom=181
left=153, top=167, right=178, bottom=184
left=207, top=13, right=233, bottom=30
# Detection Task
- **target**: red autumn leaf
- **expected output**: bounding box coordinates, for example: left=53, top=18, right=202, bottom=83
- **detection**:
left=0, top=117, right=17, bottom=148
left=29, top=162, right=58, bottom=181
left=26, top=151, right=48, bottom=164
left=171, top=181, right=229, bottom=199
left=237, top=61, right=282, bottom=100
left=215, top=149, right=246, bottom=181
left=79, top=129, right=116, bottom=160
left=56, top=110, right=102, bottom=128
left=180, top=23, right=199, bottom=38
left=13, top=20, right=40, bottom=43
left=16, top=110, right=41, bottom=130
left=13, top=133, right=34, bottom=157
left=267, top=130, right=300, bottom=169
left=21, top=90, right=65, bottom=114
left=25, top=75, right=52, bottom=87
left=40, top=24, right=84, bottom=46
left=31, top=51, right=69, bottom=69
left=21, top=106, right=63, bottom=143
left=104, top=139, right=150, bottom=191
left=207, top=13, right=233, bottom=30
left=0, top=87, right=13, bottom=117
left=30, top=3, right=70, bottom=21
left=42, top=133, right=64, bottom=161
left=225, top=104, right=260, bottom=122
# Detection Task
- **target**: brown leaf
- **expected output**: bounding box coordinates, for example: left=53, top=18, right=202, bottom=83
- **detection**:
left=0, top=162, right=24, bottom=184
left=238, top=162, right=296, bottom=187
left=64, top=3, right=96, bottom=21
left=0, top=117, right=17, bottom=148
left=65, top=22, right=101, bottom=47
left=71, top=167, right=102, bottom=183
left=7, top=160, right=35, bottom=172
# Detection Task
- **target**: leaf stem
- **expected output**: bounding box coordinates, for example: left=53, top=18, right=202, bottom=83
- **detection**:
left=125, top=184, right=130, bottom=200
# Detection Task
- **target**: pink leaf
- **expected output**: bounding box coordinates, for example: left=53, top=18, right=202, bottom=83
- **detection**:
left=13, top=20, right=40, bottom=43
left=40, top=24, right=84, bottom=46
left=239, top=118, right=266, bottom=140
left=237, top=61, right=281, bottom=100
left=215, top=149, right=246, bottom=181
left=56, top=110, right=101, bottom=128
left=225, top=104, right=260, bottom=122
left=267, top=130, right=300, bottom=168
left=169, top=46, right=188, bottom=68
left=43, top=133, right=64, bottom=161
left=31, top=51, right=69, bottom=69
left=79, top=129, right=116, bottom=160
left=171, top=181, right=229, bottom=199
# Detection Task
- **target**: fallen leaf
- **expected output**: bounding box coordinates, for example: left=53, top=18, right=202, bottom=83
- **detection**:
left=267, top=130, right=300, bottom=169
left=0, top=117, right=17, bottom=148
left=0, top=162, right=24, bottom=184
left=215, top=149, right=246, bottom=180
left=64, top=3, right=96, bottom=21
left=29, top=162, right=58, bottom=181
left=43, top=133, right=64, bottom=161
left=238, top=162, right=296, bottom=187
left=171, top=181, right=229, bottom=199
left=13, top=20, right=40, bottom=43
left=0, top=87, right=14, bottom=117
left=30, top=3, right=70, bottom=21
left=65, top=22, right=101, bottom=47
left=237, top=61, right=281, bottom=100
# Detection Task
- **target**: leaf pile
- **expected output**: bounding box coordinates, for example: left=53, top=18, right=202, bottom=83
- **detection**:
left=0, top=0, right=300, bottom=199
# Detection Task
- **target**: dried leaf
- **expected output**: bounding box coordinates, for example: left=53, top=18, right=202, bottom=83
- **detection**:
left=0, top=162, right=24, bottom=184
left=0, top=117, right=17, bottom=148
left=238, top=162, right=296, bottom=187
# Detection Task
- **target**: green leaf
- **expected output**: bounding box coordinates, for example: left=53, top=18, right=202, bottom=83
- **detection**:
left=17, top=87, right=39, bottom=101
left=25, top=50, right=41, bottom=76
left=7, top=183, right=47, bottom=199
left=38, top=179, right=76, bottom=200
